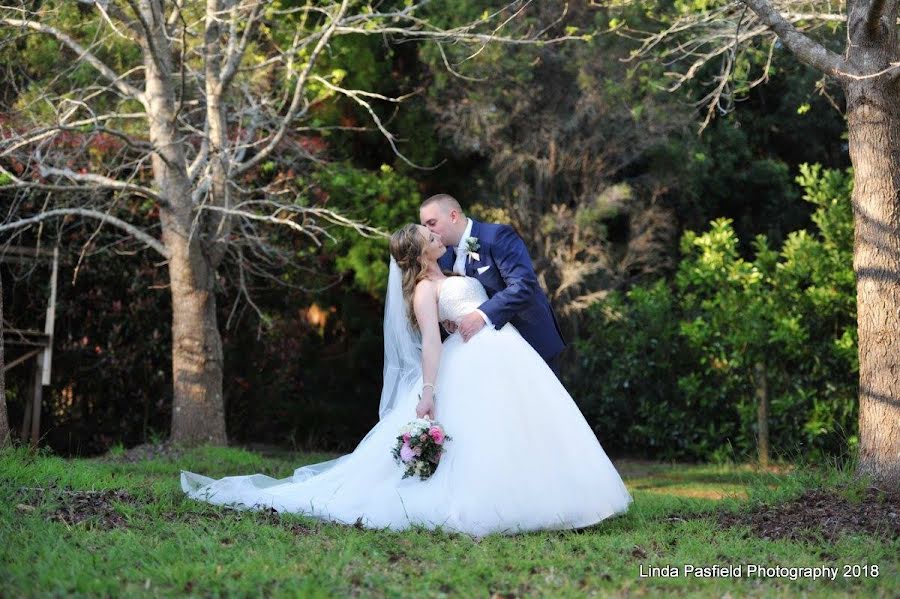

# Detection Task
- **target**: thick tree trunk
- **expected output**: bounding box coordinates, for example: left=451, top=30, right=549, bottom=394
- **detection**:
left=142, top=0, right=227, bottom=445
left=846, top=72, right=900, bottom=490
left=740, top=0, right=900, bottom=489
left=165, top=230, right=227, bottom=445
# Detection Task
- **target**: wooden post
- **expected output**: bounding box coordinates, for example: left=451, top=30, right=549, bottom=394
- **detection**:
left=41, top=246, right=58, bottom=386
left=754, top=362, right=769, bottom=468
left=20, top=367, right=32, bottom=441
left=0, top=246, right=59, bottom=447
left=30, top=352, right=43, bottom=447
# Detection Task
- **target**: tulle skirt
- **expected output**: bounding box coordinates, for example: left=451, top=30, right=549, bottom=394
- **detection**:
left=181, top=324, right=632, bottom=537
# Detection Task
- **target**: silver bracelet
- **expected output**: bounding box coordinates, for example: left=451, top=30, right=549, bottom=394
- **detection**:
left=423, top=383, right=436, bottom=393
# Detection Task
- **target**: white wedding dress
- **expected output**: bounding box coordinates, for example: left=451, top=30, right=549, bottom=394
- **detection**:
left=181, top=275, right=632, bottom=537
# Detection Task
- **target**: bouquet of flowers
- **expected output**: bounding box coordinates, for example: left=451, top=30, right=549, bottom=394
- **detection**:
left=392, top=418, right=451, bottom=480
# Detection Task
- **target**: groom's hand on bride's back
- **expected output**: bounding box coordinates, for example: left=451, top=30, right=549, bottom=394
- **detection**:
left=458, top=312, right=486, bottom=342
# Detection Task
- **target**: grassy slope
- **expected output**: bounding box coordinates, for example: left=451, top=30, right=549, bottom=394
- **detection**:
left=1, top=445, right=897, bottom=598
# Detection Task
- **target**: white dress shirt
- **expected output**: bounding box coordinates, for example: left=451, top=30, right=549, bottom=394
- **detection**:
left=452, top=218, right=474, bottom=275
left=452, top=218, right=492, bottom=327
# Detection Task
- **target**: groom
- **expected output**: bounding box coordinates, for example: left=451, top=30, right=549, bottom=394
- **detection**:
left=420, top=194, right=566, bottom=376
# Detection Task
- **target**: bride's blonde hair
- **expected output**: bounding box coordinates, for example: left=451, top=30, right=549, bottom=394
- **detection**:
left=389, top=224, right=430, bottom=331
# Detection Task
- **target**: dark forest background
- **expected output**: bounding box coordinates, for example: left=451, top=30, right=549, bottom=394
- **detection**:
left=2, top=2, right=856, bottom=462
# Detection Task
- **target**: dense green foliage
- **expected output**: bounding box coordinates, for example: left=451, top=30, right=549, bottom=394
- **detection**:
left=301, top=163, right=422, bottom=296
left=574, top=165, right=857, bottom=461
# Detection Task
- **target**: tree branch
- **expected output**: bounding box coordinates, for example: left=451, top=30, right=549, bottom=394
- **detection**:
left=0, top=18, right=147, bottom=105
left=200, top=204, right=388, bottom=244
left=233, top=0, right=350, bottom=176
left=865, top=0, right=889, bottom=37
left=311, top=75, right=436, bottom=169
left=0, top=115, right=145, bottom=158
left=219, top=0, right=263, bottom=92
left=78, top=0, right=144, bottom=41
left=739, top=0, right=859, bottom=79
left=35, top=164, right=160, bottom=202
left=0, top=208, right=168, bottom=257
left=122, top=0, right=168, bottom=76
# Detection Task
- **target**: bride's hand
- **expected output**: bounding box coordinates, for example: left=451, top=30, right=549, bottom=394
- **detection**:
left=416, top=396, right=435, bottom=419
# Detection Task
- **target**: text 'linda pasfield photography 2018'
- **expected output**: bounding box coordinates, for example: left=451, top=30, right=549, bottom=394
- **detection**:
left=638, top=564, right=881, bottom=580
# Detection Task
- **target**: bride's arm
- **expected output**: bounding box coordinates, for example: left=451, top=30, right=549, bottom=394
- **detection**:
left=413, top=280, right=442, bottom=418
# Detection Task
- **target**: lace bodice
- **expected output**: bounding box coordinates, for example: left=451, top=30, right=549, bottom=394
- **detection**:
left=438, top=276, right=489, bottom=322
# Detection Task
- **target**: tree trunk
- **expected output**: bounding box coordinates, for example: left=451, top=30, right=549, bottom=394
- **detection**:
left=142, top=1, right=227, bottom=445
left=754, top=362, right=769, bottom=468
left=0, top=267, right=9, bottom=447
left=165, top=231, right=227, bottom=445
left=846, top=68, right=900, bottom=490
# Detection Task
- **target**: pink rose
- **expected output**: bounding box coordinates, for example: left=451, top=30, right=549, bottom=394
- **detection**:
left=420, top=433, right=428, bottom=442
left=428, top=426, right=445, bottom=445
left=399, top=443, right=415, bottom=463
left=402, top=433, right=410, bottom=443
left=414, top=446, right=423, bottom=456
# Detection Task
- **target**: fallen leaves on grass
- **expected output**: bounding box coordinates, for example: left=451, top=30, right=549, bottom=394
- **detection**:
left=15, top=485, right=140, bottom=529
left=98, top=443, right=185, bottom=464
left=718, top=487, right=900, bottom=542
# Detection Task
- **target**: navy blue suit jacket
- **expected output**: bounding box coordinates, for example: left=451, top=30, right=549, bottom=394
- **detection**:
left=439, top=219, right=565, bottom=362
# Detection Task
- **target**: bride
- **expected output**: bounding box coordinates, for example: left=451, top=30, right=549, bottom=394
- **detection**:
left=181, top=224, right=632, bottom=537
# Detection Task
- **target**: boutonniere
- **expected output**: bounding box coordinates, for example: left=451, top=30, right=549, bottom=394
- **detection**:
left=464, top=236, right=481, bottom=263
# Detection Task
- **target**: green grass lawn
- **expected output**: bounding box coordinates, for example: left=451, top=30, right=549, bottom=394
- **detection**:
left=1, top=444, right=897, bottom=597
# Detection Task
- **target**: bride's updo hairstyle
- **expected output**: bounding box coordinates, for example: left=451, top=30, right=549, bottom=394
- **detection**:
left=389, top=223, right=430, bottom=331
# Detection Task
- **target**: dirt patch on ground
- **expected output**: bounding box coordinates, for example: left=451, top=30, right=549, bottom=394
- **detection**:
left=170, top=502, right=320, bottom=536
left=96, top=442, right=185, bottom=463
left=717, top=487, right=900, bottom=543
left=16, top=483, right=320, bottom=536
left=15, top=485, right=141, bottom=529
left=249, top=506, right=321, bottom=537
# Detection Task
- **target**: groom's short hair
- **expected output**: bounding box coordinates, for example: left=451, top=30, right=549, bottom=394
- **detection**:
left=422, top=193, right=463, bottom=215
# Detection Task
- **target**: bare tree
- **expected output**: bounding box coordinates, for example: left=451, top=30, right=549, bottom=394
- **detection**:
left=0, top=0, right=578, bottom=445
left=609, top=0, right=900, bottom=488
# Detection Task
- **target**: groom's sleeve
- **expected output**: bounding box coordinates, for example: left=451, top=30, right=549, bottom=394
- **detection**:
left=477, top=225, right=539, bottom=329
